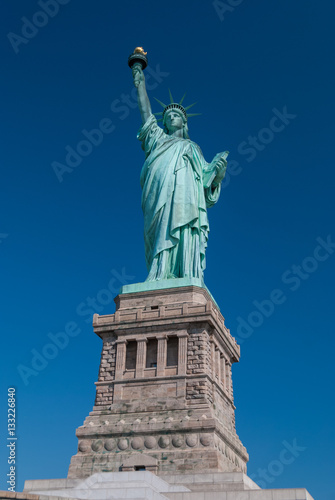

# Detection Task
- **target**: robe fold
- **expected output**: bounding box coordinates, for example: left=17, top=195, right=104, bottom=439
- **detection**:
left=138, top=114, right=222, bottom=281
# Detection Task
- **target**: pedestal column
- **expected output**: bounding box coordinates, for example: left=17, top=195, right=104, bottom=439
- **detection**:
left=157, top=336, right=167, bottom=377
left=135, top=338, right=147, bottom=378
left=216, top=348, right=221, bottom=382
left=177, top=333, right=188, bottom=375
left=210, top=339, right=216, bottom=379
left=115, top=339, right=127, bottom=379
left=226, top=360, right=232, bottom=397
left=221, top=355, right=226, bottom=390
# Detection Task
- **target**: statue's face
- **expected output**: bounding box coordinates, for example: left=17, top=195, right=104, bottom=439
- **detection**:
left=165, top=110, right=184, bottom=133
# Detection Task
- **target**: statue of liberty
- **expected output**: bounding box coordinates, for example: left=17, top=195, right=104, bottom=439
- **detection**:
left=130, top=49, right=228, bottom=282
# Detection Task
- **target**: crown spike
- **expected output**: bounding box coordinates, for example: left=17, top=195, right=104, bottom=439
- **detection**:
left=184, top=102, right=197, bottom=111
left=179, top=93, right=187, bottom=105
left=168, top=89, right=174, bottom=104
left=153, top=97, right=167, bottom=108
left=155, top=92, right=200, bottom=122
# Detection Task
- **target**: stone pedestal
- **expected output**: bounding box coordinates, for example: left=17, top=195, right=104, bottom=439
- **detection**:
left=68, top=285, right=248, bottom=478
left=21, top=471, right=315, bottom=500
left=16, top=283, right=314, bottom=499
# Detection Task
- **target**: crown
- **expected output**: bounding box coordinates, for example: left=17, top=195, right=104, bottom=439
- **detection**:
left=154, top=90, right=201, bottom=122
left=163, top=103, right=187, bottom=120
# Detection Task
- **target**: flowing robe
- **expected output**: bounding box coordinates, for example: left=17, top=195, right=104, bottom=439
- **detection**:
left=138, top=114, right=222, bottom=281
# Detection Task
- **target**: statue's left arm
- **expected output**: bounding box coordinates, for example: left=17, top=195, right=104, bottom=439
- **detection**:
left=211, top=153, right=228, bottom=188
left=202, top=151, right=228, bottom=207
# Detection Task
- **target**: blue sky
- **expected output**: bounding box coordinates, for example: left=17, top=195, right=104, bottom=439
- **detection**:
left=1, top=1, right=334, bottom=498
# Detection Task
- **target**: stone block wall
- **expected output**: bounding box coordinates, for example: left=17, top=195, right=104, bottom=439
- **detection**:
left=67, top=286, right=248, bottom=478
left=94, top=334, right=116, bottom=406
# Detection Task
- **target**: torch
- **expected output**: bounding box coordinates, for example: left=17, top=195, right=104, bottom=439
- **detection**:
left=128, top=47, right=148, bottom=71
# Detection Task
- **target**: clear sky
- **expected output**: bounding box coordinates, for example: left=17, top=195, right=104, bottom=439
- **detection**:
left=1, top=1, right=334, bottom=499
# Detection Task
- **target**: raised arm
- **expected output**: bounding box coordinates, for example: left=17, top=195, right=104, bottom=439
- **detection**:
left=132, top=64, right=152, bottom=124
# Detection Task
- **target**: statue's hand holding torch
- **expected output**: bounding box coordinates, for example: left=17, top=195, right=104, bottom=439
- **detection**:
left=128, top=47, right=151, bottom=124
left=128, top=47, right=148, bottom=88
left=132, top=64, right=144, bottom=88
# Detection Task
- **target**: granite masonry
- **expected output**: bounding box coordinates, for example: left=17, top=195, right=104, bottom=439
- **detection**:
left=67, top=285, right=248, bottom=478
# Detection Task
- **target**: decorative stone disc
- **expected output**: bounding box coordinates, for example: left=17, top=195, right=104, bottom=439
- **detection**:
left=104, top=439, right=116, bottom=451
left=186, top=434, right=197, bottom=447
left=200, top=435, right=211, bottom=447
left=91, top=440, right=103, bottom=452
left=144, top=436, right=156, bottom=449
left=117, top=438, right=128, bottom=450
left=158, top=436, right=170, bottom=448
left=172, top=435, right=184, bottom=448
left=78, top=441, right=89, bottom=453
left=131, top=437, right=144, bottom=450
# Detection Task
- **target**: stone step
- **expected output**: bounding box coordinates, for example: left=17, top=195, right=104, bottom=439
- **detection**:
left=165, top=490, right=313, bottom=500
left=24, top=472, right=190, bottom=500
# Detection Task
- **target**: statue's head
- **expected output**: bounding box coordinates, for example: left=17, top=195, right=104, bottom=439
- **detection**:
left=163, top=107, right=189, bottom=139
left=154, top=92, right=199, bottom=140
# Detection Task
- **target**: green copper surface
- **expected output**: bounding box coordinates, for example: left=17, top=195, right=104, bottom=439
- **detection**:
left=119, top=277, right=219, bottom=310
left=120, top=277, right=204, bottom=294
left=131, top=62, right=228, bottom=283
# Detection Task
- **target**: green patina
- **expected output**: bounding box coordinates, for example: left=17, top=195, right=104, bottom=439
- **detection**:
left=130, top=63, right=228, bottom=285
